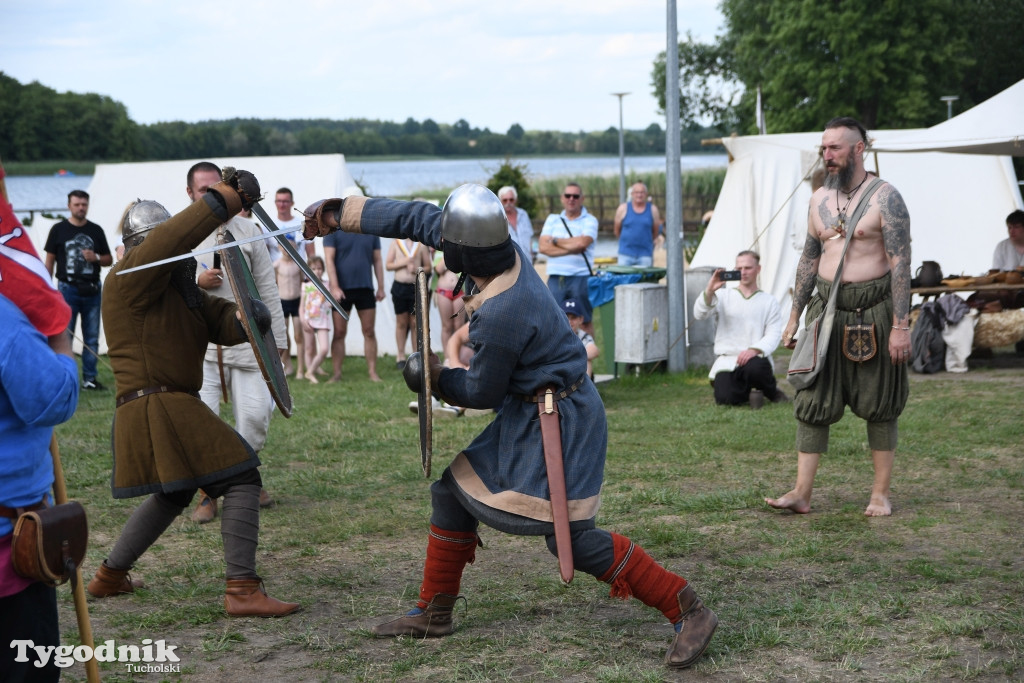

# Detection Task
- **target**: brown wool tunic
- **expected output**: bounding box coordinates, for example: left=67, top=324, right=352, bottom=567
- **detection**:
left=102, top=198, right=259, bottom=498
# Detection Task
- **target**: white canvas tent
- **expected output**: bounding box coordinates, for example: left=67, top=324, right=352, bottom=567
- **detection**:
left=691, top=82, right=1024, bottom=314
left=871, top=79, right=1024, bottom=156
left=26, top=154, right=445, bottom=357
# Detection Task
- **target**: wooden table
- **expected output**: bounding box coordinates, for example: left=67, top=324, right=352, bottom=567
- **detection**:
left=912, top=283, right=1024, bottom=300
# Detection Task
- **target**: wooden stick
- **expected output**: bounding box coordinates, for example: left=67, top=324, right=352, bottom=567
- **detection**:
left=50, top=433, right=101, bottom=683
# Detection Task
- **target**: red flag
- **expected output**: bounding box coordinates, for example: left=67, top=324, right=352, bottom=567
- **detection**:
left=0, top=164, right=72, bottom=336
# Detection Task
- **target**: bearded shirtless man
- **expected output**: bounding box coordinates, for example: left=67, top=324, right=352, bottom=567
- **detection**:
left=766, top=117, right=911, bottom=517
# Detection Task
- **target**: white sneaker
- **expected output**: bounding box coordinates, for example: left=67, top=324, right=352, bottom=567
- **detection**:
left=437, top=398, right=463, bottom=417
left=410, top=397, right=458, bottom=416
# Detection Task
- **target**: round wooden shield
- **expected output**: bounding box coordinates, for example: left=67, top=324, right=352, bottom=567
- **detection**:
left=218, top=230, right=293, bottom=418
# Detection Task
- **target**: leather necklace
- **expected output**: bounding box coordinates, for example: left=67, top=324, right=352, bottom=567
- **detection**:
left=832, top=172, right=870, bottom=239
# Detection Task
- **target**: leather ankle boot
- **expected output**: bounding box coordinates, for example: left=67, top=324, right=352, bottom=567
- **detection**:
left=224, top=578, right=300, bottom=617
left=87, top=562, right=145, bottom=598
left=371, top=593, right=460, bottom=638
left=665, top=585, right=718, bottom=669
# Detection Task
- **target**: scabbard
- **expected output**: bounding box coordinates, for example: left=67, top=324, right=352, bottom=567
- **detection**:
left=537, top=387, right=574, bottom=584
left=216, top=345, right=228, bottom=403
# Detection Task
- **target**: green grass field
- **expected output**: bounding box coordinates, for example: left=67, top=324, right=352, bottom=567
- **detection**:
left=49, top=349, right=1023, bottom=681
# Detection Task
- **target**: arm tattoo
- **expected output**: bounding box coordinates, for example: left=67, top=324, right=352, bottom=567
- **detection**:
left=879, top=184, right=912, bottom=323
left=791, top=232, right=821, bottom=315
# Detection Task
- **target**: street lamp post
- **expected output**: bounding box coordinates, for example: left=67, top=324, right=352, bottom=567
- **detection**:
left=940, top=95, right=959, bottom=120
left=611, top=92, right=630, bottom=204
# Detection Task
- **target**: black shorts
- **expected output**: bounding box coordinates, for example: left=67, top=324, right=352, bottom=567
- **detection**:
left=339, top=287, right=377, bottom=313
left=280, top=297, right=299, bottom=318
left=391, top=281, right=416, bottom=315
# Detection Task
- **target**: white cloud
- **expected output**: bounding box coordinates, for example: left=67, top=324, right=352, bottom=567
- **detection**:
left=0, top=0, right=723, bottom=131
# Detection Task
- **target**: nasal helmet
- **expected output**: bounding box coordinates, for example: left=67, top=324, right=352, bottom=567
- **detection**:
left=440, top=184, right=513, bottom=278
left=121, top=200, right=171, bottom=250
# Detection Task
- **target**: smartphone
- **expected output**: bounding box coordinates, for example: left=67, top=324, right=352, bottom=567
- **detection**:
left=213, top=253, right=221, bottom=270
left=720, top=269, right=741, bottom=281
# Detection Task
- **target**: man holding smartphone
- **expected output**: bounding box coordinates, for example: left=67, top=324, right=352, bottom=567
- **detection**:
left=693, top=250, right=787, bottom=406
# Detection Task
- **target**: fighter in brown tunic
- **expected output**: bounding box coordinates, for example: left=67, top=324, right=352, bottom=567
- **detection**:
left=86, top=172, right=299, bottom=617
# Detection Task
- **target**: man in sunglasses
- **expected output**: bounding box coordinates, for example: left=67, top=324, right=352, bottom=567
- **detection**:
left=539, top=182, right=598, bottom=335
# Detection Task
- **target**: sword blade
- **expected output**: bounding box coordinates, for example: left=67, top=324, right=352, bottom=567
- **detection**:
left=116, top=225, right=302, bottom=275
left=249, top=202, right=349, bottom=321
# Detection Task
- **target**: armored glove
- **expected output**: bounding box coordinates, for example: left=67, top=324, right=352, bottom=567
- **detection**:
left=302, top=199, right=343, bottom=239
left=221, top=167, right=261, bottom=210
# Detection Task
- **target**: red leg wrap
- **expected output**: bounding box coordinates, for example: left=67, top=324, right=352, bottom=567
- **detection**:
left=598, top=532, right=688, bottom=623
left=417, top=524, right=479, bottom=609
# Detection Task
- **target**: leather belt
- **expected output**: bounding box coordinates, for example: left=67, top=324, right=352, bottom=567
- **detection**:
left=536, top=386, right=574, bottom=584
left=0, top=498, right=47, bottom=518
left=516, top=376, right=584, bottom=403
left=837, top=291, right=890, bottom=313
left=116, top=385, right=200, bottom=408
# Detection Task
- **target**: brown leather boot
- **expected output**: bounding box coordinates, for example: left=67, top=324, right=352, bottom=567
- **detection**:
left=371, top=593, right=460, bottom=638
left=224, top=578, right=300, bottom=617
left=258, top=488, right=274, bottom=508
left=87, top=562, right=146, bottom=598
left=665, top=585, right=718, bottom=669
left=191, top=492, right=217, bottom=524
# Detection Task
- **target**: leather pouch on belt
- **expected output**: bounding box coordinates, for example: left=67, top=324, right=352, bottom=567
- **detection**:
left=842, top=308, right=877, bottom=362
left=12, top=501, right=88, bottom=587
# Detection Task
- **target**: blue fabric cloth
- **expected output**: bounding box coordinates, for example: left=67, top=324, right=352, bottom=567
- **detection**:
left=57, top=280, right=101, bottom=381
left=350, top=198, right=607, bottom=523
left=0, top=294, right=79, bottom=536
left=617, top=202, right=654, bottom=259
left=587, top=271, right=643, bottom=308
left=322, top=230, right=381, bottom=290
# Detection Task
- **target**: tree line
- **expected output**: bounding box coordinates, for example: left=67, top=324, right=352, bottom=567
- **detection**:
left=0, top=72, right=722, bottom=164
left=652, top=0, right=1024, bottom=134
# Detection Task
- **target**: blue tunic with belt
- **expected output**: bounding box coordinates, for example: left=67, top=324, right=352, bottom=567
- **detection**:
left=340, top=196, right=606, bottom=525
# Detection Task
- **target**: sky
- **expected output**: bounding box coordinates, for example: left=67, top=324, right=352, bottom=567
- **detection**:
left=1, top=0, right=724, bottom=134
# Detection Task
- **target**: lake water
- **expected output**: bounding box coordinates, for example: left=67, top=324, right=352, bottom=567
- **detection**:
left=4, top=153, right=728, bottom=213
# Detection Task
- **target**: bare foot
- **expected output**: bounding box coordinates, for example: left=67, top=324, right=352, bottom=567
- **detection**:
left=369, top=373, right=382, bottom=383
left=326, top=374, right=342, bottom=384
left=304, top=372, right=319, bottom=384
left=864, top=494, right=892, bottom=516
left=315, top=367, right=327, bottom=376
left=765, top=491, right=811, bottom=514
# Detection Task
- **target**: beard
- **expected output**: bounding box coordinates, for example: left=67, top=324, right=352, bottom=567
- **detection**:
left=823, top=150, right=857, bottom=190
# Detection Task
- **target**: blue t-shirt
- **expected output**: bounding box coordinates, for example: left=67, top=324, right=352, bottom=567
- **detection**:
left=323, top=231, right=381, bottom=290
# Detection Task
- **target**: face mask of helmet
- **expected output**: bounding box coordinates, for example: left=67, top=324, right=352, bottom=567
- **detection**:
left=440, top=184, right=515, bottom=289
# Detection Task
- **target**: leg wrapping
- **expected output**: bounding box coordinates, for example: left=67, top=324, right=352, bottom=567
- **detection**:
left=418, top=524, right=479, bottom=609
left=598, top=532, right=688, bottom=623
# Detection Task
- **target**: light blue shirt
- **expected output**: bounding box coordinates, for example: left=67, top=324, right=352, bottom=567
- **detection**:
left=509, top=207, right=534, bottom=259
left=541, top=208, right=598, bottom=277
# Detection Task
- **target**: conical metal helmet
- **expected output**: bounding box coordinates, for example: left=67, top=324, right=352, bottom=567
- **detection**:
left=441, top=184, right=509, bottom=247
left=121, top=199, right=170, bottom=249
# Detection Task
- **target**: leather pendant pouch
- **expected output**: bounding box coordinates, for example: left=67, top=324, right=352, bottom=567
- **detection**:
left=11, top=501, right=88, bottom=586
left=842, top=323, right=877, bottom=362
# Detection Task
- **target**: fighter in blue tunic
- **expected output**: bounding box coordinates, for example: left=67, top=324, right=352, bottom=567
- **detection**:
left=303, top=185, right=718, bottom=669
